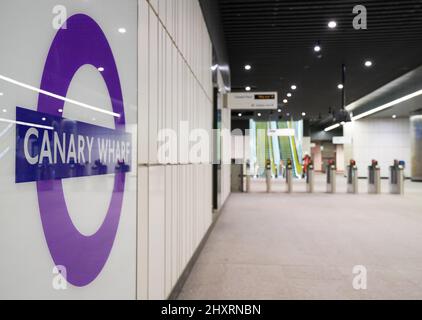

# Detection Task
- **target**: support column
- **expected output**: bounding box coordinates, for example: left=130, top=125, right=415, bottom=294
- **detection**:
left=410, top=112, right=422, bottom=181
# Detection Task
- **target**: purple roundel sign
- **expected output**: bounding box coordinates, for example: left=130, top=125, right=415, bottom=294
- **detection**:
left=36, top=14, right=126, bottom=287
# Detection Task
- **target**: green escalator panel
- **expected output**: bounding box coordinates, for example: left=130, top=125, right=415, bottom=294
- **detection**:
left=288, top=121, right=303, bottom=177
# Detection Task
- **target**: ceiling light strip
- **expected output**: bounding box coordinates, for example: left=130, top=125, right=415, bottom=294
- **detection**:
left=324, top=123, right=341, bottom=132
left=0, top=117, right=54, bottom=130
left=325, top=89, right=422, bottom=132
left=351, top=89, right=422, bottom=121
left=0, top=74, right=121, bottom=118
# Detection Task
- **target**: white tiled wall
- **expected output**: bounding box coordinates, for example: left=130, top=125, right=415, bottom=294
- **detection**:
left=217, top=70, right=231, bottom=207
left=137, top=0, right=213, bottom=299
left=345, top=119, right=411, bottom=177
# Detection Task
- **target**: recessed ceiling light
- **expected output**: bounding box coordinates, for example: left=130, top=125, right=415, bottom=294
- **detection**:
left=365, top=60, right=373, bottom=67
left=291, top=85, right=297, bottom=90
left=287, top=93, right=292, bottom=97
left=257, top=113, right=262, bottom=117
left=392, top=114, right=397, bottom=119
left=338, top=84, right=344, bottom=90
left=118, top=28, right=127, bottom=34
left=328, top=21, right=337, bottom=29
left=244, top=64, right=252, bottom=71
left=302, top=112, right=306, bottom=117
left=238, top=113, right=242, bottom=117
left=58, top=109, right=63, bottom=113
left=42, top=117, right=47, bottom=121
left=277, top=109, right=282, bottom=113
left=245, top=86, right=251, bottom=91
left=283, top=99, right=288, bottom=104
left=314, top=45, right=321, bottom=52
left=98, top=67, right=105, bottom=72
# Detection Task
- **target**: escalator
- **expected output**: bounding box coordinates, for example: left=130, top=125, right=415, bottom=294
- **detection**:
left=277, top=121, right=303, bottom=178
left=277, top=121, right=295, bottom=175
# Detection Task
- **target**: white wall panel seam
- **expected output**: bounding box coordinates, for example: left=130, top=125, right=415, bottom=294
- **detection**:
left=146, top=0, right=212, bottom=103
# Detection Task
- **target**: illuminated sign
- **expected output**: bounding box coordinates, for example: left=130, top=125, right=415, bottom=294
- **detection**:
left=227, top=92, right=278, bottom=110
left=255, top=94, right=275, bottom=100
left=333, top=136, right=352, bottom=145
left=14, top=14, right=129, bottom=287
left=267, top=128, right=295, bottom=137
left=16, top=107, right=131, bottom=183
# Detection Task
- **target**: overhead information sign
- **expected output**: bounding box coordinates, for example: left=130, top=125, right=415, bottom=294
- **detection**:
left=267, top=128, right=295, bottom=137
left=227, top=92, right=278, bottom=110
left=333, top=136, right=352, bottom=145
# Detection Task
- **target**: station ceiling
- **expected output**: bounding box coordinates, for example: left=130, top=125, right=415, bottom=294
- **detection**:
left=219, top=0, right=422, bottom=120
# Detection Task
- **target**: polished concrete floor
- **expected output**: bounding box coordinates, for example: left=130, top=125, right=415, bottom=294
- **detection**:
left=178, top=174, right=422, bottom=300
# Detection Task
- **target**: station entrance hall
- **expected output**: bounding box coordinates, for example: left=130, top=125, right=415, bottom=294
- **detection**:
left=1, top=0, right=422, bottom=301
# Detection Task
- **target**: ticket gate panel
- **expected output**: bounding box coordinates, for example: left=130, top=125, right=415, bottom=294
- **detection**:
left=245, top=174, right=251, bottom=193
left=265, top=169, right=272, bottom=193
left=347, top=166, right=358, bottom=194
left=326, top=166, right=336, bottom=193
left=368, top=166, right=381, bottom=194
left=306, top=167, right=314, bottom=193
left=390, top=166, right=404, bottom=195
left=286, top=166, right=293, bottom=193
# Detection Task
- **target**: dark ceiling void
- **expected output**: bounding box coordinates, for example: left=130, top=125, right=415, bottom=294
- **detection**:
left=219, top=0, right=422, bottom=120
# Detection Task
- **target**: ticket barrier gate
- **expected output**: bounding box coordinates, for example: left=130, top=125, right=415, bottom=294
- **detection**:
left=245, top=162, right=251, bottom=193
left=368, top=160, right=381, bottom=194
left=306, top=164, right=314, bottom=193
left=265, top=160, right=272, bottom=193
left=347, top=160, right=358, bottom=194
left=390, top=160, right=404, bottom=195
left=326, top=161, right=336, bottom=193
left=286, top=160, right=293, bottom=193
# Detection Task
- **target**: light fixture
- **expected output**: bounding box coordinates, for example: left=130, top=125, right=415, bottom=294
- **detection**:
left=0, top=117, right=53, bottom=130
left=238, top=113, right=242, bottom=117
left=98, top=67, right=105, bottom=72
left=58, top=109, right=63, bottom=113
left=291, top=85, right=297, bottom=90
left=245, top=86, right=251, bottom=91
left=351, top=89, right=422, bottom=121
left=277, top=109, right=282, bottom=113
left=286, top=113, right=290, bottom=117
left=244, top=64, right=252, bottom=71
left=328, top=21, right=337, bottom=29
left=42, top=117, right=47, bottom=121
left=392, top=114, right=397, bottom=119
left=283, top=99, right=288, bottom=104
left=2, top=109, right=6, bottom=113
left=338, top=84, right=344, bottom=90
left=287, top=93, right=292, bottom=97
left=118, top=28, right=127, bottom=34
left=324, top=123, right=341, bottom=132
left=302, top=112, right=306, bottom=117
left=365, top=60, right=373, bottom=67
left=314, top=45, right=321, bottom=52
left=257, top=113, right=262, bottom=117
left=0, top=74, right=121, bottom=118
